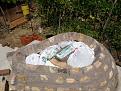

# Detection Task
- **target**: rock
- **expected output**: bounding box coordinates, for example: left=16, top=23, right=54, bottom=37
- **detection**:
left=66, top=78, right=76, bottom=84
left=80, top=76, right=90, bottom=82
left=32, top=87, right=40, bottom=91
left=56, top=76, right=64, bottom=84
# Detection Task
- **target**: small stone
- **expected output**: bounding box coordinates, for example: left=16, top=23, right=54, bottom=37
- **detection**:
left=57, top=88, right=65, bottom=91
left=105, top=87, right=110, bottom=91
left=85, top=65, right=93, bottom=72
left=90, top=44, right=96, bottom=49
left=17, top=75, right=27, bottom=81
left=100, top=80, right=107, bottom=86
left=79, top=88, right=82, bottom=91
left=56, top=76, right=64, bottom=84
left=112, top=61, right=116, bottom=69
left=49, top=37, right=55, bottom=43
left=40, top=75, right=48, bottom=80
left=90, top=44, right=93, bottom=48
left=32, top=87, right=40, bottom=91
left=17, top=83, right=25, bottom=90
left=66, top=78, right=76, bottom=84
left=9, top=85, right=16, bottom=91
left=104, top=65, right=108, bottom=72
left=88, top=88, right=96, bottom=91
left=109, top=70, right=113, bottom=79
left=79, top=34, right=84, bottom=41
left=49, top=67, right=57, bottom=73
left=25, top=86, right=31, bottom=91
left=80, top=76, right=90, bottom=82
left=94, top=61, right=102, bottom=68
left=44, top=87, right=54, bottom=91
left=99, top=53, right=105, bottom=59
left=71, top=68, right=80, bottom=73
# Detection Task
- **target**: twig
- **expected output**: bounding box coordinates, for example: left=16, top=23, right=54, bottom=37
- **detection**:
left=0, top=6, right=9, bottom=32
left=102, top=0, right=118, bottom=60
left=103, top=0, right=118, bottom=30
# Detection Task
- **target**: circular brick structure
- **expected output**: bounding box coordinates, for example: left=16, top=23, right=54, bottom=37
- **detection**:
left=8, top=32, right=118, bottom=91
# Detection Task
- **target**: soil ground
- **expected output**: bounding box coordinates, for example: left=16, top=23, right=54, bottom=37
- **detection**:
left=0, top=27, right=34, bottom=48
left=0, top=16, right=45, bottom=48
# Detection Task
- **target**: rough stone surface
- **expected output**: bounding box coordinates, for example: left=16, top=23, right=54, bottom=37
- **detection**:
left=7, top=32, right=118, bottom=91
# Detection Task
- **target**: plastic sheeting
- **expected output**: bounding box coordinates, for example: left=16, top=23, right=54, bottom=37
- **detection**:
left=25, top=41, right=95, bottom=68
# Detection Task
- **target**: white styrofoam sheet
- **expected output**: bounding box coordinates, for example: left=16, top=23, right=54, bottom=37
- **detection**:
left=0, top=44, right=17, bottom=81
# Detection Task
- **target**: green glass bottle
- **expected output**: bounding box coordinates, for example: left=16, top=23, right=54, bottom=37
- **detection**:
left=55, top=44, right=75, bottom=62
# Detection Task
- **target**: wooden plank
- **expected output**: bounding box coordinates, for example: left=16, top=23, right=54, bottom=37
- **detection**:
left=0, top=69, right=11, bottom=76
left=9, top=17, right=27, bottom=29
left=6, top=5, right=23, bottom=22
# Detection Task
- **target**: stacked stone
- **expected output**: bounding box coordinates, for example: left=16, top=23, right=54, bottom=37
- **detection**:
left=7, top=32, right=118, bottom=91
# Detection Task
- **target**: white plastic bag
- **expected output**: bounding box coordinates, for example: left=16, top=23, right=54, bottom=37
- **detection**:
left=67, top=42, right=94, bottom=68
left=25, top=53, right=45, bottom=65
left=25, top=45, right=61, bottom=66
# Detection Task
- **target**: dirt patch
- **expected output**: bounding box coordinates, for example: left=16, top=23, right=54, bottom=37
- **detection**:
left=0, top=27, right=35, bottom=48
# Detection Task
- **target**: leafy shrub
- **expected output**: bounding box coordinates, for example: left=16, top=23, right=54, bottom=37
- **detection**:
left=35, top=0, right=121, bottom=52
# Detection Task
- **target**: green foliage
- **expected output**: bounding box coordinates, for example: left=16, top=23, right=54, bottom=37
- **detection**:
left=1, top=0, right=28, bottom=3
left=37, top=0, right=121, bottom=51
left=1, top=0, right=18, bottom=3
left=106, top=22, right=121, bottom=50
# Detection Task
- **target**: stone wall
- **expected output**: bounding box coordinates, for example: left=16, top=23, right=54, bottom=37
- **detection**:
left=7, top=32, right=118, bottom=91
